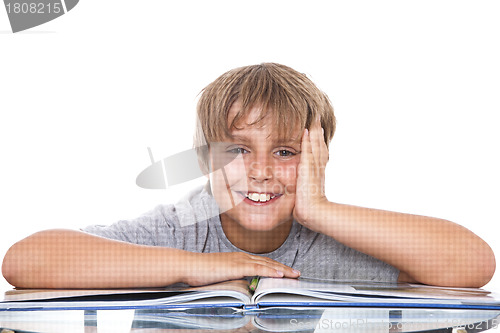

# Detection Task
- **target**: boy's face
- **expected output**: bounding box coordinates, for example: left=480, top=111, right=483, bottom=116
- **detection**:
left=209, top=101, right=302, bottom=232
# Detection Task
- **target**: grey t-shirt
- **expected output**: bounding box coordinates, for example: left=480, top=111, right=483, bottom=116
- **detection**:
left=83, top=186, right=399, bottom=282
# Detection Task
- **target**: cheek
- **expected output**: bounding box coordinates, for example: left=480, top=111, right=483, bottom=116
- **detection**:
left=275, top=162, right=298, bottom=194
left=210, top=154, right=248, bottom=186
left=225, top=157, right=249, bottom=186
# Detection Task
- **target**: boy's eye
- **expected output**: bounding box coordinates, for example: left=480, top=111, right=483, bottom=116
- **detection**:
left=275, top=149, right=296, bottom=157
left=227, top=147, right=249, bottom=154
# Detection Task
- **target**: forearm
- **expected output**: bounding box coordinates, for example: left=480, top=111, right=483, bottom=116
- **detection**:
left=308, top=201, right=496, bottom=287
left=2, top=229, right=190, bottom=289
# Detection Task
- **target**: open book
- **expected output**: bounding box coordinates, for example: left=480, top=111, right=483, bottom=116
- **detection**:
left=1, top=277, right=500, bottom=311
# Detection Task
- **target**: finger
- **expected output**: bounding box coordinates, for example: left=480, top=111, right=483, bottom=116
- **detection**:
left=301, top=128, right=312, bottom=154
left=322, top=133, right=329, bottom=165
left=249, top=255, right=300, bottom=275
left=314, top=116, right=326, bottom=166
left=312, top=116, right=329, bottom=168
left=319, top=125, right=329, bottom=166
left=309, top=116, right=325, bottom=168
left=245, top=254, right=301, bottom=278
left=248, top=262, right=301, bottom=279
left=299, top=128, right=312, bottom=172
left=266, top=260, right=301, bottom=278
left=282, top=267, right=301, bottom=278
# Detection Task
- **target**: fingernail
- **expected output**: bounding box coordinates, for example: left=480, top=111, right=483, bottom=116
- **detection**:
left=292, top=269, right=301, bottom=276
left=276, top=270, right=284, bottom=277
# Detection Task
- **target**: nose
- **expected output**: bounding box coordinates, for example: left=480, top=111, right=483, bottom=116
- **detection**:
left=247, top=155, right=273, bottom=182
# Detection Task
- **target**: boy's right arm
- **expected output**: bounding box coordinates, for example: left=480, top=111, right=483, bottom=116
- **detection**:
left=2, top=229, right=299, bottom=289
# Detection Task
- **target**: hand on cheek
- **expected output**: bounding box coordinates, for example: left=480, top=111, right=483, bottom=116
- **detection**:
left=293, top=117, right=330, bottom=229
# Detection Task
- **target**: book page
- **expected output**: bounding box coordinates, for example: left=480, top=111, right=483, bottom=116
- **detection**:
left=252, top=278, right=500, bottom=306
left=3, top=279, right=250, bottom=302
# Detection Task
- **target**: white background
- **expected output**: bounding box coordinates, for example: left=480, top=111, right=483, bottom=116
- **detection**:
left=1, top=0, right=499, bottom=295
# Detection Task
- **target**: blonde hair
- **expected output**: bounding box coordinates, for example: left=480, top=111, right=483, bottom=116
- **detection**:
left=194, top=63, right=336, bottom=172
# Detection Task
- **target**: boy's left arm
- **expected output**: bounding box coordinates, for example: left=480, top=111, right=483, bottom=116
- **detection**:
left=294, top=118, right=496, bottom=288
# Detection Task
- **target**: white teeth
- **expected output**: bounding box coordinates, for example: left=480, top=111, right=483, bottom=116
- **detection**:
left=246, top=192, right=276, bottom=202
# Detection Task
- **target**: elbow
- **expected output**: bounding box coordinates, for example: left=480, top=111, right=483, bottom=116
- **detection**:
left=473, top=243, right=496, bottom=288
left=414, top=239, right=496, bottom=288
left=2, top=230, right=58, bottom=288
left=446, top=241, right=496, bottom=288
left=2, top=242, right=30, bottom=288
left=2, top=242, right=46, bottom=288
left=449, top=230, right=496, bottom=288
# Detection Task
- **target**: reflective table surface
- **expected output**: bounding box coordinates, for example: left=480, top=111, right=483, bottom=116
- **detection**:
left=1, top=307, right=500, bottom=333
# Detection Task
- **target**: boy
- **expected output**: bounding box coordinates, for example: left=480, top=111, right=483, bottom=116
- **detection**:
left=2, top=63, right=495, bottom=289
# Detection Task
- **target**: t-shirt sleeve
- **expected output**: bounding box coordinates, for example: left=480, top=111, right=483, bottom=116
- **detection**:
left=81, top=205, right=179, bottom=247
left=294, top=232, right=399, bottom=283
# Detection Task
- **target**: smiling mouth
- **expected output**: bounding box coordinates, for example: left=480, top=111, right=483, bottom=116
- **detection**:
left=242, top=192, right=281, bottom=203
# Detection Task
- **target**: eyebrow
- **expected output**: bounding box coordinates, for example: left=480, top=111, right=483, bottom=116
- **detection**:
left=230, top=134, right=301, bottom=145
left=275, top=137, right=302, bottom=145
